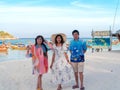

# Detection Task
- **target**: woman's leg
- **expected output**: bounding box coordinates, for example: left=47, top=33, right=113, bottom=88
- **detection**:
left=57, top=84, right=62, bottom=90
left=37, top=74, right=43, bottom=90
left=39, top=74, right=43, bottom=89
left=37, top=75, right=40, bottom=89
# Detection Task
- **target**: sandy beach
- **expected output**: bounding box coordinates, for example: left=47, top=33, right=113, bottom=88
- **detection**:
left=0, top=51, right=120, bottom=90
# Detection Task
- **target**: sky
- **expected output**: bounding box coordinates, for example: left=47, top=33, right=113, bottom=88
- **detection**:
left=0, top=0, right=120, bottom=38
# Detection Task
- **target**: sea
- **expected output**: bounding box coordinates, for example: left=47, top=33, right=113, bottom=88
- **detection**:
left=0, top=38, right=120, bottom=62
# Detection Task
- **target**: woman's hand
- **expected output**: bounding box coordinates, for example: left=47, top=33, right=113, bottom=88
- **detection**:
left=34, top=65, right=38, bottom=70
left=50, top=64, right=53, bottom=69
left=67, top=60, right=71, bottom=65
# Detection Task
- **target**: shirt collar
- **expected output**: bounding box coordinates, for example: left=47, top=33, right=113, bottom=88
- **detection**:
left=74, top=38, right=79, bottom=41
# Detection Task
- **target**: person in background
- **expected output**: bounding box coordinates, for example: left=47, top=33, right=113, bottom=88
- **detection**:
left=26, top=45, right=32, bottom=58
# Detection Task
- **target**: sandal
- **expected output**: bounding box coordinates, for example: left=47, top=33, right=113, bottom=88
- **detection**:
left=72, top=85, right=79, bottom=89
left=37, top=88, right=40, bottom=90
left=80, top=87, right=85, bottom=90
left=37, top=88, right=43, bottom=90
left=57, top=85, right=62, bottom=90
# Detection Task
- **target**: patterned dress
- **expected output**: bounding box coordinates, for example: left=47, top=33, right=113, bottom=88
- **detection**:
left=50, top=44, right=73, bottom=84
left=31, top=45, right=48, bottom=75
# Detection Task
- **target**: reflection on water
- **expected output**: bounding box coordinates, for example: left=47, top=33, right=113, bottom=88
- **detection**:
left=0, top=49, right=26, bottom=62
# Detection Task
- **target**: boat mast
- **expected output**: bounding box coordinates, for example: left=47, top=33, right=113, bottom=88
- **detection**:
left=112, top=0, right=119, bottom=32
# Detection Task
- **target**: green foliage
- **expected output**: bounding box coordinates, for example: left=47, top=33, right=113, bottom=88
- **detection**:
left=0, top=31, right=14, bottom=38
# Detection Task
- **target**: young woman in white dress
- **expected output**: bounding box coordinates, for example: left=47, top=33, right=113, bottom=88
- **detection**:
left=50, top=34, right=73, bottom=90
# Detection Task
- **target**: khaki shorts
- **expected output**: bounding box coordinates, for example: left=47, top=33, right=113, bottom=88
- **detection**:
left=71, top=62, right=84, bottom=72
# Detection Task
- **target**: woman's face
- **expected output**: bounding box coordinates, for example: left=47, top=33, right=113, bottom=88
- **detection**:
left=37, top=37, right=43, bottom=45
left=56, top=36, right=61, bottom=43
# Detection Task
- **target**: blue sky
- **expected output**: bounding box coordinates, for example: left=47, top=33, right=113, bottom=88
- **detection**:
left=0, top=0, right=120, bottom=38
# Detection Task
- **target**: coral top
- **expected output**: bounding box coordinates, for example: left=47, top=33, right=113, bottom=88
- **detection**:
left=31, top=45, right=48, bottom=75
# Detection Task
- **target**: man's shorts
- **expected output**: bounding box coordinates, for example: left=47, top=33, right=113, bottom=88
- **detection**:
left=71, top=62, right=84, bottom=72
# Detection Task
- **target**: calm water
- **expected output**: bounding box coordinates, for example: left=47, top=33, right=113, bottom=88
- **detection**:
left=0, top=38, right=119, bottom=62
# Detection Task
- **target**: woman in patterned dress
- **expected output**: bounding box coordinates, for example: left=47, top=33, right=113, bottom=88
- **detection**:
left=50, top=34, right=73, bottom=90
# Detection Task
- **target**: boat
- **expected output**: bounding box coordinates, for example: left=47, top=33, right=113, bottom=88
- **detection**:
left=0, top=44, right=8, bottom=54
left=11, top=43, right=27, bottom=50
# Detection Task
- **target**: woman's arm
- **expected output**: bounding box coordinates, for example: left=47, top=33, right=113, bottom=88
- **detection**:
left=64, top=52, right=69, bottom=63
left=50, top=52, right=55, bottom=69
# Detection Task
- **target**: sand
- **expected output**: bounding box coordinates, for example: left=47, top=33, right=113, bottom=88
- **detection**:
left=0, top=50, right=120, bottom=90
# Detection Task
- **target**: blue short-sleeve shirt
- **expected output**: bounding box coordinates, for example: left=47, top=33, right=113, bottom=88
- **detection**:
left=69, top=39, right=87, bottom=62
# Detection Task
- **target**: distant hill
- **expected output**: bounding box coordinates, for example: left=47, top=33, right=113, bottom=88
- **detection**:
left=0, top=31, right=15, bottom=39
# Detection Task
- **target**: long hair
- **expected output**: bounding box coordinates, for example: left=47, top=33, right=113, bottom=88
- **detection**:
left=35, top=35, right=48, bottom=56
left=55, top=34, right=64, bottom=46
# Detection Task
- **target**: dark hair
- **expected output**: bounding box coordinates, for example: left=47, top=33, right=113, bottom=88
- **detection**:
left=35, top=35, right=48, bottom=53
left=55, top=34, right=64, bottom=45
left=72, top=30, right=79, bottom=35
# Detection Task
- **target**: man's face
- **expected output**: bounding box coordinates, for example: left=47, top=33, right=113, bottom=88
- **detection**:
left=73, top=32, right=79, bottom=40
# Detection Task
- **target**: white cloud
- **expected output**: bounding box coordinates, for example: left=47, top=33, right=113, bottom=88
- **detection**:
left=70, top=0, right=106, bottom=10
left=0, top=5, right=120, bottom=38
left=71, top=0, right=93, bottom=9
left=0, top=6, right=116, bottom=23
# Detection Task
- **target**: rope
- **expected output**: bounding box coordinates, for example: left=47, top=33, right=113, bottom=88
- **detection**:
left=112, top=0, right=119, bottom=32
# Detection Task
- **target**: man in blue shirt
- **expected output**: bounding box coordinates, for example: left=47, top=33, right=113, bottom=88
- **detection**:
left=69, top=30, right=87, bottom=90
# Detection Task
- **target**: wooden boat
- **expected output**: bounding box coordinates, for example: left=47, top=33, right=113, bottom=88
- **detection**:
left=11, top=44, right=27, bottom=50
left=0, top=45, right=8, bottom=53
left=0, top=47, right=8, bottom=52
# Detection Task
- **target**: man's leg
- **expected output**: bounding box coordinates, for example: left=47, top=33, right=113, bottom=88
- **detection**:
left=74, top=72, right=79, bottom=86
left=79, top=72, right=84, bottom=88
left=78, top=63, right=84, bottom=89
left=71, top=63, right=79, bottom=89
